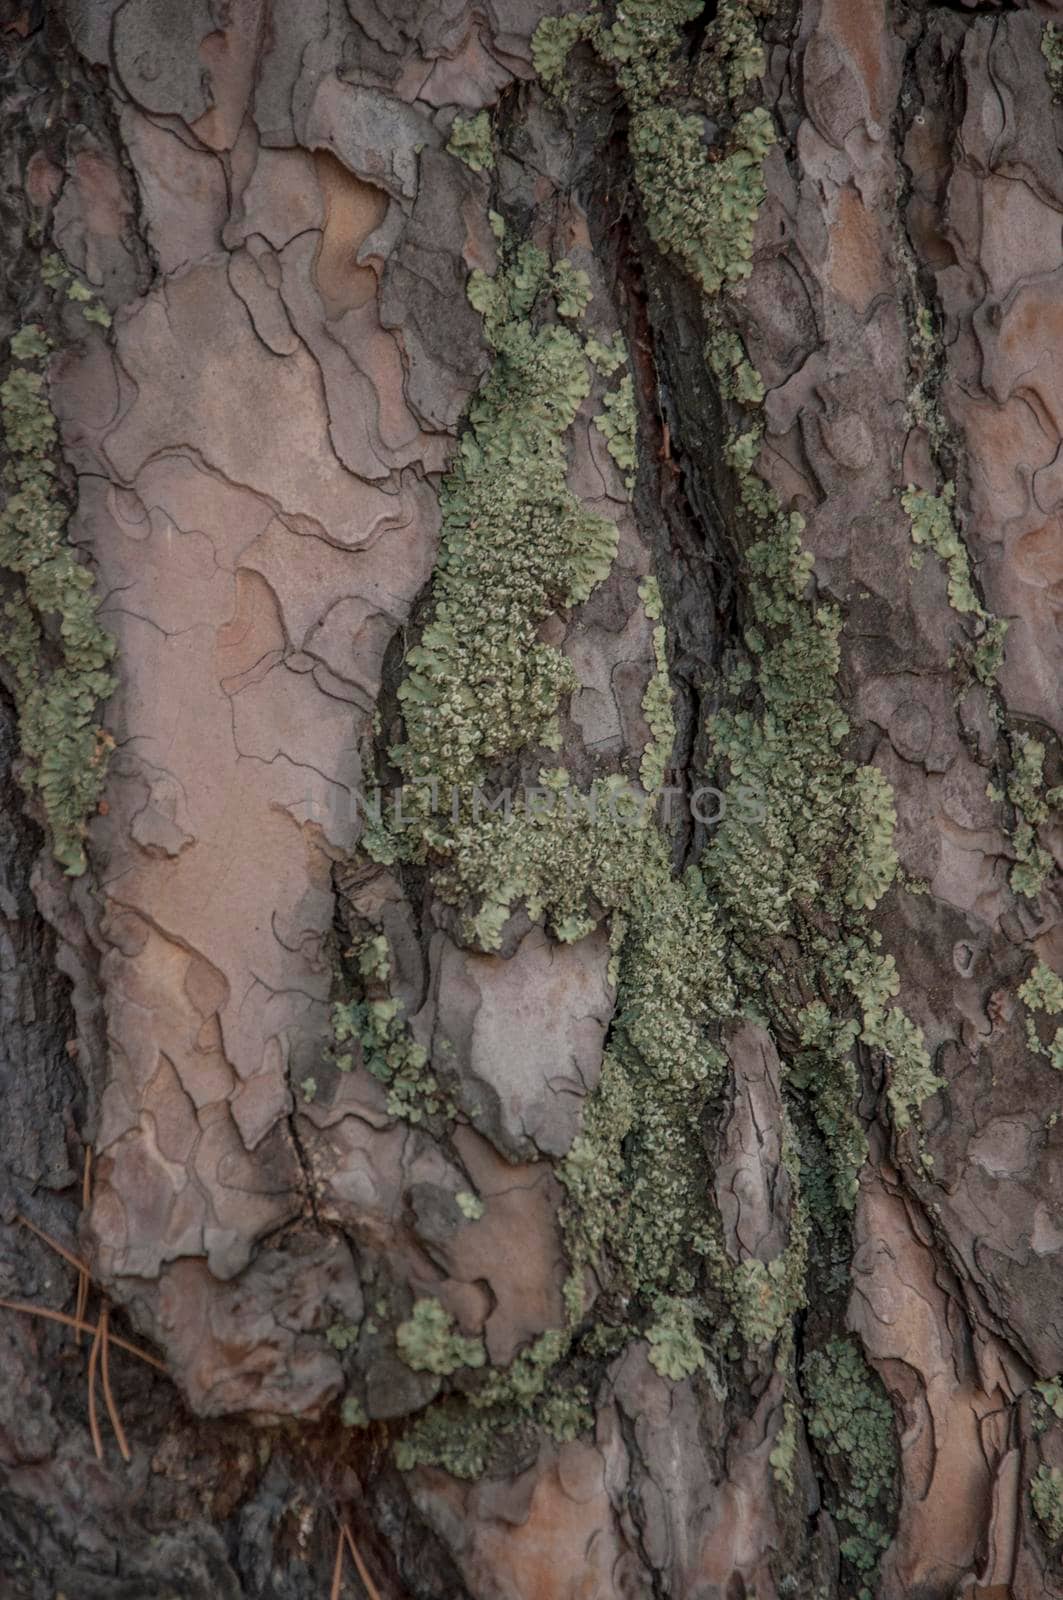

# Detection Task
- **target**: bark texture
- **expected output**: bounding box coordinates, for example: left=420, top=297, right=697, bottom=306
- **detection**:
left=1, top=0, right=1062, bottom=1596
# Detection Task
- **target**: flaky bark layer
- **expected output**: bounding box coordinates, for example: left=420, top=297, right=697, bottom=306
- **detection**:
left=0, top=2, right=1061, bottom=1596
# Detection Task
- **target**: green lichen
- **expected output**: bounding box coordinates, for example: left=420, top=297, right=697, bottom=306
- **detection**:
left=628, top=102, right=774, bottom=296
left=1006, top=734, right=1055, bottom=900
left=396, top=1328, right=591, bottom=1478
left=531, top=11, right=595, bottom=96
left=1032, top=1464, right=1063, bottom=1544
left=694, top=0, right=770, bottom=104
left=396, top=1298, right=486, bottom=1376
left=532, top=2, right=775, bottom=294
left=1036, top=1376, right=1063, bottom=1422
left=584, top=333, right=627, bottom=376
left=770, top=1398, right=798, bottom=1490
left=326, top=1320, right=360, bottom=1353
left=637, top=577, right=675, bottom=792
left=446, top=110, right=494, bottom=173
left=1020, top=960, right=1063, bottom=1071
left=902, top=482, right=1008, bottom=687
left=904, top=482, right=979, bottom=613
left=703, top=427, right=940, bottom=1165
left=41, top=253, right=68, bottom=291
left=340, top=1395, right=368, bottom=1428
left=392, top=239, right=618, bottom=803
left=732, top=1249, right=804, bottom=1349
left=38, top=253, right=112, bottom=330
left=332, top=930, right=449, bottom=1123
left=845, top=766, right=899, bottom=912
left=552, top=259, right=592, bottom=319
left=707, top=324, right=765, bottom=407
left=645, top=1296, right=704, bottom=1380
left=593, top=372, right=636, bottom=489
left=375, top=0, right=938, bottom=1484
left=395, top=1404, right=496, bottom=1477
left=0, top=326, right=116, bottom=874
left=455, top=1190, right=484, bottom=1220
left=804, top=1339, right=899, bottom=1593
left=1043, top=22, right=1063, bottom=97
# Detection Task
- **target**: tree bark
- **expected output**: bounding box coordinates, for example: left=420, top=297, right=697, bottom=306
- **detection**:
left=1, top=1, right=1062, bottom=1596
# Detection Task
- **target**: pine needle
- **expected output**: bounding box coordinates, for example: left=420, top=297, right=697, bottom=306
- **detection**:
left=0, top=1297, right=166, bottom=1369
left=343, top=1523, right=382, bottom=1600
left=99, top=1304, right=131, bottom=1461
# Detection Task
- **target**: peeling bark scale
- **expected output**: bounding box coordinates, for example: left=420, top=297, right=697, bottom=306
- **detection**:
left=0, top=1, right=1062, bottom=1596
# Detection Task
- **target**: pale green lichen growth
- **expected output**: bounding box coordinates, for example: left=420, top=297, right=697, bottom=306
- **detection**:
left=1036, top=1376, right=1063, bottom=1421
left=594, top=373, right=637, bottom=489
left=66, top=276, right=112, bottom=328
left=600, top=0, right=774, bottom=290
left=732, top=1248, right=806, bottom=1349
left=396, top=1327, right=591, bottom=1477
left=706, top=427, right=939, bottom=1170
left=532, top=11, right=594, bottom=96
left=1043, top=22, right=1063, bottom=97
left=396, top=1298, right=486, bottom=1376
left=627, top=99, right=774, bottom=297
left=392, top=239, right=618, bottom=802
left=340, top=1395, right=368, bottom=1428
left=645, top=1296, right=704, bottom=1380
left=1006, top=734, right=1055, bottom=899
left=332, top=930, right=449, bottom=1122
left=584, top=333, right=627, bottom=376
left=902, top=482, right=1008, bottom=686
left=791, top=1000, right=864, bottom=1211
left=695, top=0, right=769, bottom=103
left=846, top=767, right=899, bottom=911
left=532, top=2, right=775, bottom=295
left=637, top=577, right=675, bottom=792
left=835, top=942, right=943, bottom=1135
left=1032, top=1464, right=1063, bottom=1544
left=380, top=0, right=927, bottom=1484
left=804, top=1339, right=898, bottom=1594
left=326, top=1320, right=360, bottom=1353
left=455, top=1189, right=484, bottom=1220
left=1020, top=960, right=1063, bottom=1071
left=41, top=253, right=112, bottom=329
left=770, top=1398, right=799, bottom=1490
left=0, top=326, right=116, bottom=874
left=446, top=109, right=494, bottom=173
left=707, top=323, right=765, bottom=407
left=552, top=259, right=592, bottom=319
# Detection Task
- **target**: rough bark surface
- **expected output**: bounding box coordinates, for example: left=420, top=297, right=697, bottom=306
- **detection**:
left=1, top=0, right=1062, bottom=1597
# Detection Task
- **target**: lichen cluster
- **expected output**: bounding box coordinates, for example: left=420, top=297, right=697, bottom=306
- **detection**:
left=1032, top=1463, right=1063, bottom=1544
left=1004, top=733, right=1056, bottom=900
left=446, top=110, right=494, bottom=173
left=803, top=1338, right=899, bottom=1595
left=533, top=1, right=775, bottom=295
left=1020, top=960, right=1063, bottom=1071
left=331, top=931, right=449, bottom=1122
left=345, top=2, right=918, bottom=1538
left=0, top=321, right=115, bottom=874
left=396, top=1299, right=485, bottom=1376
left=903, top=481, right=1008, bottom=687
left=395, top=1326, right=591, bottom=1477
left=637, top=577, right=675, bottom=792
left=1042, top=21, right=1063, bottom=97
left=593, top=372, right=636, bottom=489
left=702, top=425, right=940, bottom=1203
left=392, top=239, right=617, bottom=804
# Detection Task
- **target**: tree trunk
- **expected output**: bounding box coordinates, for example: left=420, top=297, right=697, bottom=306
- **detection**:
left=1, top=0, right=1062, bottom=1595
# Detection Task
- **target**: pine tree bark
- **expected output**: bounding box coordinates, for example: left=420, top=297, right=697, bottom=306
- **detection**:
left=1, top=2, right=1062, bottom=1597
